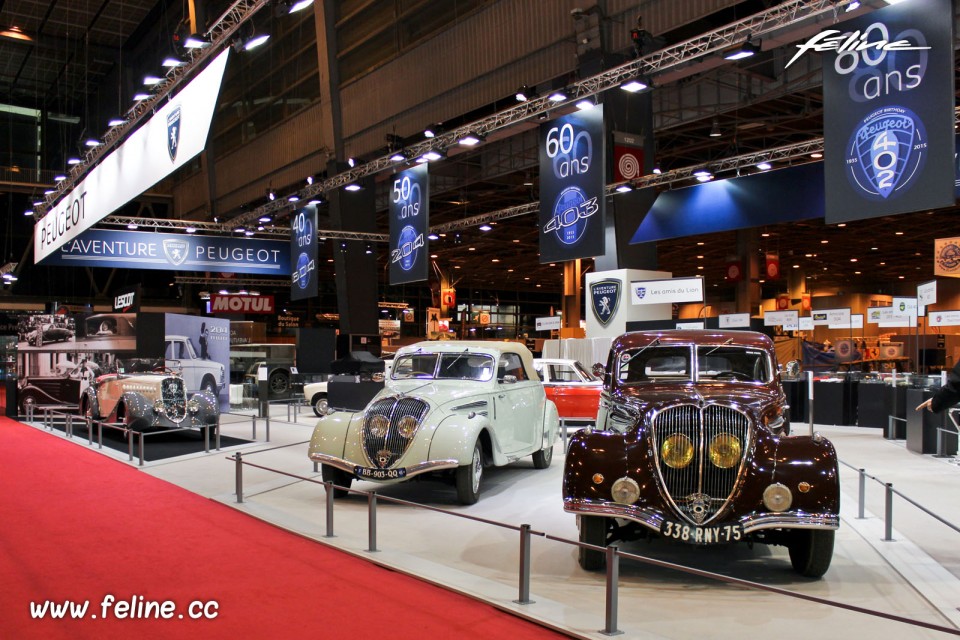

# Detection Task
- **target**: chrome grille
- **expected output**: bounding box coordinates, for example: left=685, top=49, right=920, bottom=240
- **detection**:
left=362, top=397, right=430, bottom=468
left=162, top=377, right=187, bottom=422
left=652, top=404, right=751, bottom=525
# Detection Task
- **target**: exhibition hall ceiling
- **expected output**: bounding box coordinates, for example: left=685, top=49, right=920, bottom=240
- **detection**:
left=1, top=0, right=958, bottom=301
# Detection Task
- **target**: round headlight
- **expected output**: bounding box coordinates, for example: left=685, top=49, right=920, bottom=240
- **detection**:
left=763, top=483, right=793, bottom=512
left=187, top=399, right=200, bottom=414
left=661, top=434, right=694, bottom=469
left=610, top=477, right=641, bottom=505
left=153, top=399, right=165, bottom=414
left=397, top=415, right=418, bottom=439
left=368, top=415, right=389, bottom=438
left=708, top=433, right=742, bottom=469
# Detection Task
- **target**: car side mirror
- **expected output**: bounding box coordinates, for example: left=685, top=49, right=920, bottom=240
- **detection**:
left=592, top=364, right=605, bottom=378
left=500, top=374, right=517, bottom=384
left=536, top=370, right=544, bottom=381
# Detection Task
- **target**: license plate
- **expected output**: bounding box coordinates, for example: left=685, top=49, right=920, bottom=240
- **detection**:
left=353, top=466, right=407, bottom=480
left=660, top=519, right=743, bottom=545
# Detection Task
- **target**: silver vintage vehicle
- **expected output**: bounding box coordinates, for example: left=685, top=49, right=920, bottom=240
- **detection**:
left=80, top=368, right=220, bottom=433
left=308, top=341, right=560, bottom=504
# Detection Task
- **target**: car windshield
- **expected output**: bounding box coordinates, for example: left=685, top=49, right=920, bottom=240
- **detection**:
left=573, top=361, right=599, bottom=382
left=392, top=352, right=495, bottom=381
left=616, top=344, right=771, bottom=384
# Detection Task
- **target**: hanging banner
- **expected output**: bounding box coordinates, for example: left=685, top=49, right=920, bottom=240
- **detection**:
left=867, top=307, right=883, bottom=324
left=765, top=254, right=781, bottom=280
left=799, top=317, right=814, bottom=331
left=291, top=205, right=318, bottom=301
left=934, top=237, right=960, bottom=277
left=630, top=277, right=703, bottom=306
left=764, top=310, right=798, bottom=331
left=725, top=258, right=743, bottom=282
left=535, top=316, right=562, bottom=331
left=821, top=0, right=955, bottom=224
left=35, top=49, right=231, bottom=262
left=612, top=131, right=644, bottom=182
left=917, top=280, right=937, bottom=307
left=718, top=313, right=750, bottom=328
left=928, top=310, right=960, bottom=327
left=829, top=314, right=864, bottom=330
left=44, top=228, right=289, bottom=275
left=539, top=106, right=605, bottom=263
left=389, top=163, right=429, bottom=285
left=210, top=294, right=275, bottom=315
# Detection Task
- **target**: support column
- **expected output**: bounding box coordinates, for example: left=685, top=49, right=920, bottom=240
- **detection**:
left=736, top=229, right=762, bottom=315
left=562, top=259, right=582, bottom=335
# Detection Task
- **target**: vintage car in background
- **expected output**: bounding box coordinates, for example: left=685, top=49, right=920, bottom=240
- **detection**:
left=304, top=379, right=329, bottom=416
left=308, top=341, right=559, bottom=504
left=165, top=335, right=225, bottom=395
left=79, top=368, right=219, bottom=433
left=533, top=358, right=602, bottom=421
left=564, top=330, right=839, bottom=578
left=26, top=322, right=74, bottom=347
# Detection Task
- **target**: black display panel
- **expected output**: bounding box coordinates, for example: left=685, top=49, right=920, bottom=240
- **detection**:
left=538, top=106, right=606, bottom=263
left=389, top=163, right=429, bottom=285
left=290, top=204, right=318, bottom=301
left=821, top=0, right=955, bottom=223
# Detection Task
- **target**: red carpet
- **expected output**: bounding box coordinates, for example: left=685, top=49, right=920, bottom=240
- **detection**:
left=0, top=418, right=565, bottom=639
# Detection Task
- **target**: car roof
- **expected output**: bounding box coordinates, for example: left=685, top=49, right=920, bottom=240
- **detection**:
left=395, top=341, right=537, bottom=373
left=612, top=329, right=773, bottom=351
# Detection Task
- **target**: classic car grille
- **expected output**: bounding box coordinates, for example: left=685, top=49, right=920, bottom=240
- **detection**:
left=652, top=404, right=751, bottom=525
left=362, top=397, right=430, bottom=468
left=162, top=377, right=187, bottom=422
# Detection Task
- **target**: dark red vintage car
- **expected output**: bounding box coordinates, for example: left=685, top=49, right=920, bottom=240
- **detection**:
left=564, top=330, right=839, bottom=578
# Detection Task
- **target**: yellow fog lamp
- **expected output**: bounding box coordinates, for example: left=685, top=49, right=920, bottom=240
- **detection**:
left=661, top=434, right=694, bottom=469
left=708, top=433, right=742, bottom=469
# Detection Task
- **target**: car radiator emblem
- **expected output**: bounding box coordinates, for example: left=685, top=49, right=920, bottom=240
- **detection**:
left=376, top=449, right=392, bottom=468
left=686, top=492, right=712, bottom=524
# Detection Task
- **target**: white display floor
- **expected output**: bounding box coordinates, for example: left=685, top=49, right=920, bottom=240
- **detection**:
left=38, top=409, right=960, bottom=639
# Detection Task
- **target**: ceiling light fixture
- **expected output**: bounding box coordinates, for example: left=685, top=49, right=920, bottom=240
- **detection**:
left=390, top=151, right=408, bottom=162
left=289, top=0, right=314, bottom=12
left=243, top=33, right=270, bottom=51
left=183, top=34, right=211, bottom=49
left=417, top=150, right=445, bottom=163
left=723, top=35, right=760, bottom=61
left=0, top=26, right=32, bottom=42
left=548, top=89, right=568, bottom=102
left=620, top=78, right=650, bottom=93
left=615, top=183, right=634, bottom=193
left=288, top=195, right=300, bottom=202
left=479, top=224, right=493, bottom=231
left=54, top=174, right=66, bottom=182
left=108, top=118, right=126, bottom=127
left=575, top=97, right=595, bottom=110
left=515, top=85, right=536, bottom=102
left=84, top=139, right=100, bottom=147
left=127, top=223, right=139, bottom=230
left=162, top=56, right=184, bottom=67
left=344, top=183, right=363, bottom=192
left=458, top=132, right=485, bottom=146
left=143, top=75, right=163, bottom=86
left=709, top=118, right=722, bottom=137
left=133, top=92, right=151, bottom=101
left=185, top=226, right=197, bottom=234
left=756, top=162, right=772, bottom=170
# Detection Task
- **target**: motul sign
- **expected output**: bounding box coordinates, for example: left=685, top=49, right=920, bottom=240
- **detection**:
left=210, top=294, right=275, bottom=315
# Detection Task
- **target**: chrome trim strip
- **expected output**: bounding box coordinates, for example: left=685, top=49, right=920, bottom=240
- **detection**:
left=308, top=452, right=459, bottom=478
left=452, top=400, right=488, bottom=411
left=564, top=499, right=839, bottom=534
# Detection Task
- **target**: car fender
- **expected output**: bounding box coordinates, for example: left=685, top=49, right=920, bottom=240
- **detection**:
left=81, top=387, right=100, bottom=417
left=309, top=411, right=361, bottom=459
left=427, top=413, right=498, bottom=465
left=542, top=399, right=560, bottom=448
left=768, top=434, right=841, bottom=515
left=191, top=390, right=220, bottom=421
left=120, top=391, right=151, bottom=420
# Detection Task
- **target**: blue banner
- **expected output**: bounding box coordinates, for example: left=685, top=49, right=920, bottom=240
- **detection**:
left=290, top=205, right=318, bottom=301
left=821, top=0, right=955, bottom=223
left=631, top=163, right=823, bottom=244
left=539, top=106, right=605, bottom=263
left=45, top=229, right=289, bottom=275
left=389, top=163, right=429, bottom=285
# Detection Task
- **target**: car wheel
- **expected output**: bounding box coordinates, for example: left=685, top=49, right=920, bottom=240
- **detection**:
left=532, top=442, right=553, bottom=469
left=788, top=529, right=835, bottom=578
left=312, top=393, right=329, bottom=417
left=19, top=393, right=37, bottom=416
left=578, top=516, right=610, bottom=571
left=268, top=370, right=289, bottom=395
left=200, top=376, right=217, bottom=395
left=456, top=439, right=483, bottom=505
left=320, top=464, right=352, bottom=499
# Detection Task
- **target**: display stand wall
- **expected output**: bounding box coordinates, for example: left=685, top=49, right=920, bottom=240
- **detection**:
left=584, top=269, right=672, bottom=339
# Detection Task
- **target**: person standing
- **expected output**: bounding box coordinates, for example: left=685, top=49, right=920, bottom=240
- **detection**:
left=916, top=360, right=960, bottom=413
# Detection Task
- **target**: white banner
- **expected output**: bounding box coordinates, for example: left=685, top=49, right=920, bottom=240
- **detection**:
left=718, top=313, right=750, bottom=328
left=829, top=314, right=863, bottom=330
left=799, top=317, right=814, bottom=331
left=891, top=296, right=918, bottom=320
left=630, top=277, right=703, bottom=305
left=535, top=316, right=562, bottom=331
left=928, top=310, right=960, bottom=327
left=35, top=50, right=231, bottom=262
left=866, top=307, right=882, bottom=324
left=812, top=308, right=850, bottom=326
left=763, top=310, right=798, bottom=328
left=676, top=321, right=704, bottom=330
left=917, top=280, right=937, bottom=307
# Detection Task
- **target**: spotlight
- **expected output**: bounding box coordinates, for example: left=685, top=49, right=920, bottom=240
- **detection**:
left=365, top=244, right=373, bottom=254
left=234, top=227, right=245, bottom=233
left=244, top=230, right=255, bottom=236
left=259, top=215, right=272, bottom=223
left=615, top=183, right=634, bottom=193
left=54, top=174, right=66, bottom=182
left=652, top=165, right=662, bottom=175
left=108, top=118, right=126, bottom=127
left=347, top=157, right=356, bottom=167
left=84, top=139, right=100, bottom=147
left=307, top=199, right=322, bottom=205
left=548, top=89, right=568, bottom=102
left=161, top=56, right=184, bottom=67
left=390, top=151, right=408, bottom=162
left=267, top=190, right=276, bottom=201
left=185, top=226, right=197, bottom=234
left=288, top=0, right=314, bottom=12
left=143, top=75, right=163, bottom=86
left=723, top=35, right=759, bottom=61
left=133, top=92, right=150, bottom=101
left=127, top=223, right=139, bottom=230
left=479, top=224, right=493, bottom=232
left=756, top=162, right=772, bottom=171
left=306, top=175, right=314, bottom=185
left=709, top=118, right=721, bottom=137
left=620, top=78, right=649, bottom=93
left=846, top=1, right=861, bottom=11
left=458, top=132, right=485, bottom=146
left=67, top=157, right=82, bottom=165
left=417, top=150, right=444, bottom=163
left=515, top=85, right=536, bottom=102
left=243, top=33, right=270, bottom=50
left=693, top=169, right=712, bottom=178
left=288, top=195, right=300, bottom=202
left=423, top=123, right=442, bottom=138
left=23, top=210, right=33, bottom=216
left=183, top=33, right=211, bottom=48
left=427, top=233, right=439, bottom=241
left=575, top=98, right=595, bottom=110
left=344, top=183, right=363, bottom=192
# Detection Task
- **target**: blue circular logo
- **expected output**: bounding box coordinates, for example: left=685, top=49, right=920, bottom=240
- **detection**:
left=397, top=225, right=419, bottom=271
left=552, top=186, right=590, bottom=246
left=295, top=251, right=311, bottom=289
left=846, top=106, right=927, bottom=201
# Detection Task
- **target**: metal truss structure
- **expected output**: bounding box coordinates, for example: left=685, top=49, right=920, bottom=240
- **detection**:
left=173, top=276, right=285, bottom=288
left=36, top=0, right=272, bottom=216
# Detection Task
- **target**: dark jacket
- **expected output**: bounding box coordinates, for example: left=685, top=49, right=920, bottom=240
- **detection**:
left=930, top=360, right=960, bottom=413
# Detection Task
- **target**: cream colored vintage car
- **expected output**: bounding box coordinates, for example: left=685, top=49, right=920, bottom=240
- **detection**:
left=79, top=369, right=219, bottom=432
left=308, top=341, right=560, bottom=504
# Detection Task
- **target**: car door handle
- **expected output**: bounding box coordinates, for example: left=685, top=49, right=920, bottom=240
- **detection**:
left=498, top=393, right=505, bottom=399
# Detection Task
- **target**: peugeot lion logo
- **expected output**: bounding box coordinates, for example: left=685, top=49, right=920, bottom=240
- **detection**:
left=590, top=279, right=621, bottom=327
left=162, top=239, right=189, bottom=266
left=167, top=105, right=181, bottom=162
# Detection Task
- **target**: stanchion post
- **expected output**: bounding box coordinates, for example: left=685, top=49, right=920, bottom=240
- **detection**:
left=204, top=425, right=210, bottom=453
left=884, top=482, right=894, bottom=541
left=807, top=370, right=814, bottom=436
left=367, top=492, right=378, bottom=552
left=138, top=431, right=145, bottom=466
left=86, top=416, right=93, bottom=446
left=251, top=415, right=257, bottom=440
left=324, top=482, right=335, bottom=538
left=97, top=420, right=103, bottom=449
left=215, top=424, right=220, bottom=451
left=65, top=413, right=72, bottom=438
left=601, top=544, right=622, bottom=636
left=265, top=414, right=270, bottom=442
left=235, top=452, right=244, bottom=503
left=313, top=460, right=319, bottom=474
left=514, top=524, right=534, bottom=605
left=857, top=468, right=866, bottom=519
left=127, top=429, right=133, bottom=461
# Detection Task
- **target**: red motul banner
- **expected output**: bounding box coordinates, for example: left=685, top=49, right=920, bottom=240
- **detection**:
left=765, top=253, right=780, bottom=280
left=210, top=294, right=275, bottom=315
